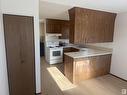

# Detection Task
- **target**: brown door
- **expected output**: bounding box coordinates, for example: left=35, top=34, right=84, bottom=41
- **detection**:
left=3, top=14, right=36, bottom=95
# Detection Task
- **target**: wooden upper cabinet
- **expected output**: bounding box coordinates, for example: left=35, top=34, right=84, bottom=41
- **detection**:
left=69, top=7, right=116, bottom=44
left=64, top=54, right=112, bottom=84
left=46, top=19, right=70, bottom=39
left=46, top=19, right=62, bottom=33
left=61, top=22, right=70, bottom=39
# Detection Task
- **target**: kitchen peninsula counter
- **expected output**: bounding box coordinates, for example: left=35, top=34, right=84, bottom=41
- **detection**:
left=64, top=47, right=112, bottom=84
left=64, top=47, right=112, bottom=59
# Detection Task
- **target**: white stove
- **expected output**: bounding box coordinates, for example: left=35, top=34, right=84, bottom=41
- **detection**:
left=45, top=34, right=69, bottom=64
left=45, top=41, right=63, bottom=64
left=46, top=46, right=63, bottom=64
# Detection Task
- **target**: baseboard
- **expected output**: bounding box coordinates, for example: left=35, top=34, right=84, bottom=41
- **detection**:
left=36, top=92, right=42, bottom=95
left=110, top=73, right=127, bottom=82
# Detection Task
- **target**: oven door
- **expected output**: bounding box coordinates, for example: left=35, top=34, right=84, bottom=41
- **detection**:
left=50, top=49, right=63, bottom=60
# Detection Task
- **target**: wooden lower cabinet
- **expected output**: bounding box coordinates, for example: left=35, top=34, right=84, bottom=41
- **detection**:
left=63, top=47, right=79, bottom=63
left=64, top=54, right=111, bottom=84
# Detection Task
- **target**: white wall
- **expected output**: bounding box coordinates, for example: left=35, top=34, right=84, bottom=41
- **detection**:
left=1, top=0, right=41, bottom=93
left=0, top=0, right=9, bottom=95
left=111, top=13, right=127, bottom=80
left=40, top=22, right=45, bottom=37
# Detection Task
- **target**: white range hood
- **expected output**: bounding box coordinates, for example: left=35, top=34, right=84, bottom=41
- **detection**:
left=46, top=33, right=62, bottom=37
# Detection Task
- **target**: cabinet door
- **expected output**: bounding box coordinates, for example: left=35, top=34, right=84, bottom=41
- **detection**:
left=74, top=55, right=111, bottom=84
left=3, top=14, right=35, bottom=95
left=85, top=11, right=105, bottom=43
left=74, top=8, right=88, bottom=44
left=74, top=59, right=91, bottom=84
left=61, top=23, right=70, bottom=39
left=64, top=55, right=74, bottom=82
left=46, top=19, right=69, bottom=36
left=86, top=12, right=116, bottom=43
left=104, top=13, right=116, bottom=42
left=69, top=7, right=116, bottom=44
left=84, top=10, right=115, bottom=43
left=46, top=23, right=61, bottom=33
left=46, top=19, right=61, bottom=33
left=53, top=24, right=61, bottom=33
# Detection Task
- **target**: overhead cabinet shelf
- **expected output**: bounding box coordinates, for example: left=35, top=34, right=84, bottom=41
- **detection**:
left=46, top=19, right=70, bottom=39
left=69, top=7, right=117, bottom=44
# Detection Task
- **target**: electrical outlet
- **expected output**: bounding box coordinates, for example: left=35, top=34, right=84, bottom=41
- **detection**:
left=122, top=89, right=127, bottom=95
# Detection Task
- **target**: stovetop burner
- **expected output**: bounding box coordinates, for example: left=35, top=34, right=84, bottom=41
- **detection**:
left=49, top=46, right=54, bottom=48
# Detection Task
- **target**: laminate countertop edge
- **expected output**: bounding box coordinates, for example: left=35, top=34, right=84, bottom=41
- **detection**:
left=64, top=49, right=112, bottom=59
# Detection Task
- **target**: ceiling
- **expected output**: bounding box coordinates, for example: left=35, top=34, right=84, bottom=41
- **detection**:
left=39, top=0, right=127, bottom=20
left=39, top=1, right=71, bottom=20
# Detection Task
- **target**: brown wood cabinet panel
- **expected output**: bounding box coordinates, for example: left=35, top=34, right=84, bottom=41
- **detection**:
left=61, top=23, right=70, bottom=39
left=46, top=19, right=62, bottom=33
left=74, top=55, right=111, bottom=84
left=3, top=14, right=35, bottom=95
left=64, top=55, right=74, bottom=82
left=69, top=7, right=116, bottom=44
left=46, top=19, right=70, bottom=39
left=69, top=9, right=76, bottom=43
left=63, top=47, right=79, bottom=53
left=63, top=47, right=79, bottom=62
left=64, top=54, right=112, bottom=84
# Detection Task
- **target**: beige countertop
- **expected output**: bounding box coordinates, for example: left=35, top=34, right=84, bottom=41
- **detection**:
left=64, top=46, right=112, bottom=59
